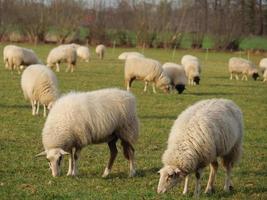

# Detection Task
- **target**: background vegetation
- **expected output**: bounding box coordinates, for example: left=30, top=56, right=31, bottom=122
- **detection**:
left=1, top=0, right=267, bottom=51
left=0, top=43, right=266, bottom=199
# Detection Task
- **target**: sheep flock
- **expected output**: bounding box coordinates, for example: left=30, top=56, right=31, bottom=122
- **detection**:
left=2, top=42, right=266, bottom=199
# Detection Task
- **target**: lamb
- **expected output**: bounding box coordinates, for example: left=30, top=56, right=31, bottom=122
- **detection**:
left=35, top=88, right=139, bottom=178
left=181, top=55, right=201, bottom=85
left=21, top=64, right=59, bottom=117
left=157, top=99, right=243, bottom=198
left=228, top=57, right=259, bottom=81
left=118, top=52, right=144, bottom=60
left=162, top=62, right=187, bottom=94
left=3, top=45, right=42, bottom=73
left=95, top=44, right=106, bottom=60
left=124, top=57, right=171, bottom=93
left=47, top=44, right=77, bottom=72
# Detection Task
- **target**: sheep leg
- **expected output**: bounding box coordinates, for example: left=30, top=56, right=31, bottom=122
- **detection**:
left=194, top=169, right=203, bottom=199
left=230, top=73, right=233, bottom=80
left=67, top=148, right=80, bottom=176
left=152, top=83, right=157, bottom=94
left=71, top=64, right=74, bottom=73
left=182, top=175, right=189, bottom=195
left=235, top=74, right=239, bottom=80
left=43, top=105, right=47, bottom=117
left=126, top=80, right=130, bottom=91
left=36, top=101, right=40, bottom=115
left=205, top=161, right=218, bottom=194
left=31, top=100, right=36, bottom=115
left=144, top=81, right=148, bottom=92
left=223, top=161, right=233, bottom=192
left=121, top=141, right=136, bottom=177
left=56, top=63, right=60, bottom=72
left=102, top=137, right=118, bottom=177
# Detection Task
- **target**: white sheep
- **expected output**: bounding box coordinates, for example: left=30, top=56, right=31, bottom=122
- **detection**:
left=157, top=99, right=243, bottom=198
left=95, top=44, right=106, bottom=60
left=263, top=69, right=267, bottom=82
left=35, top=88, right=139, bottom=178
left=118, top=52, right=144, bottom=60
left=47, top=44, right=77, bottom=72
left=228, top=57, right=259, bottom=81
left=76, top=46, right=90, bottom=62
left=124, top=57, right=171, bottom=93
left=181, top=55, right=201, bottom=85
left=21, top=64, right=59, bottom=117
left=162, top=62, right=187, bottom=94
left=3, top=45, right=42, bottom=73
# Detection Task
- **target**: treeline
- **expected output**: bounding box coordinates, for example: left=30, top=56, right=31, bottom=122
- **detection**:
left=0, top=0, right=267, bottom=50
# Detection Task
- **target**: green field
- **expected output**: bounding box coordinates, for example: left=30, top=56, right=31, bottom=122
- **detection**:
left=0, top=44, right=266, bottom=199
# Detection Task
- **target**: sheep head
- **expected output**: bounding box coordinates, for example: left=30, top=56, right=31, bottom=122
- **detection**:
left=157, top=165, right=185, bottom=194
left=36, top=148, right=69, bottom=177
left=156, top=72, right=171, bottom=93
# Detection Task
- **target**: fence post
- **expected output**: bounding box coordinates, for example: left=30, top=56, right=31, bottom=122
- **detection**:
left=172, top=45, right=177, bottom=61
left=112, top=40, right=116, bottom=56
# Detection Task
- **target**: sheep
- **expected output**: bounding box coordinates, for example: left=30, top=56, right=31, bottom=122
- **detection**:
left=35, top=88, right=139, bottom=178
left=21, top=64, right=59, bottom=117
left=162, top=62, right=187, bottom=94
left=95, top=44, right=106, bottom=60
left=3, top=45, right=42, bottom=73
left=124, top=57, right=171, bottom=93
left=76, top=46, right=90, bottom=62
left=263, top=69, right=267, bottom=82
left=228, top=57, right=259, bottom=81
left=118, top=52, right=144, bottom=60
left=47, top=44, right=77, bottom=72
left=181, top=55, right=201, bottom=85
left=157, top=98, right=243, bottom=198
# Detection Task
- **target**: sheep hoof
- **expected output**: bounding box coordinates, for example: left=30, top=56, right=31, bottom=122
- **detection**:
left=204, top=187, right=215, bottom=194
left=102, top=168, right=110, bottom=178
left=129, top=170, right=136, bottom=178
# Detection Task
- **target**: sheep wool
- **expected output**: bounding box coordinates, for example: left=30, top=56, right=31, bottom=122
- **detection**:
left=124, top=57, right=170, bottom=93
left=47, top=44, right=77, bottom=72
left=36, top=88, right=139, bottom=178
left=158, top=99, right=243, bottom=198
left=162, top=62, right=187, bottom=94
left=3, top=45, right=42, bottom=73
left=95, top=44, right=106, bottom=60
left=181, top=55, right=201, bottom=85
left=118, top=52, right=144, bottom=60
left=228, top=57, right=259, bottom=81
left=21, top=64, right=59, bottom=117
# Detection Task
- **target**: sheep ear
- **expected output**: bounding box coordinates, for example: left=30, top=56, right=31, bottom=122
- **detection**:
left=35, top=151, right=47, bottom=157
left=59, top=149, right=70, bottom=155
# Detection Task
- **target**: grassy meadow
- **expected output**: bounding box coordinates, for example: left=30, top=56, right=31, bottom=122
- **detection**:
left=0, top=43, right=266, bottom=199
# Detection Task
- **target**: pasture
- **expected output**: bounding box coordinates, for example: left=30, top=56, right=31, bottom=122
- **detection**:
left=0, top=43, right=266, bottom=199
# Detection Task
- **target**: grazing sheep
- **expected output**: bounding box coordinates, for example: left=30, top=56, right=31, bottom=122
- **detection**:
left=36, top=88, right=139, bottom=178
left=47, top=44, right=77, bottom=72
left=21, top=64, right=59, bottom=117
left=95, top=44, right=106, bottom=60
left=76, top=46, right=90, bottom=62
left=118, top=52, right=144, bottom=60
left=162, top=62, right=187, bottom=94
left=124, top=57, right=171, bottom=93
left=3, top=45, right=42, bottom=73
left=181, top=55, right=201, bottom=85
left=228, top=57, right=259, bottom=81
left=157, top=99, right=243, bottom=198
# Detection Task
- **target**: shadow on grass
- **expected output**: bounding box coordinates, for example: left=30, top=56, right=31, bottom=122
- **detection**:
left=0, top=104, right=29, bottom=109
left=185, top=92, right=238, bottom=96
left=140, top=115, right=176, bottom=120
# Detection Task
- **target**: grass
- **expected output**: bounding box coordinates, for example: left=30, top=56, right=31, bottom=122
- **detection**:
left=0, top=43, right=266, bottom=200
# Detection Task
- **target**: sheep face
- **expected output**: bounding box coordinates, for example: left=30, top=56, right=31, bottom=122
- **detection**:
left=193, top=76, right=200, bottom=85
left=157, top=166, right=184, bottom=193
left=175, top=84, right=185, bottom=94
left=35, top=148, right=69, bottom=177
left=156, top=73, right=171, bottom=93
left=252, top=72, right=259, bottom=80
